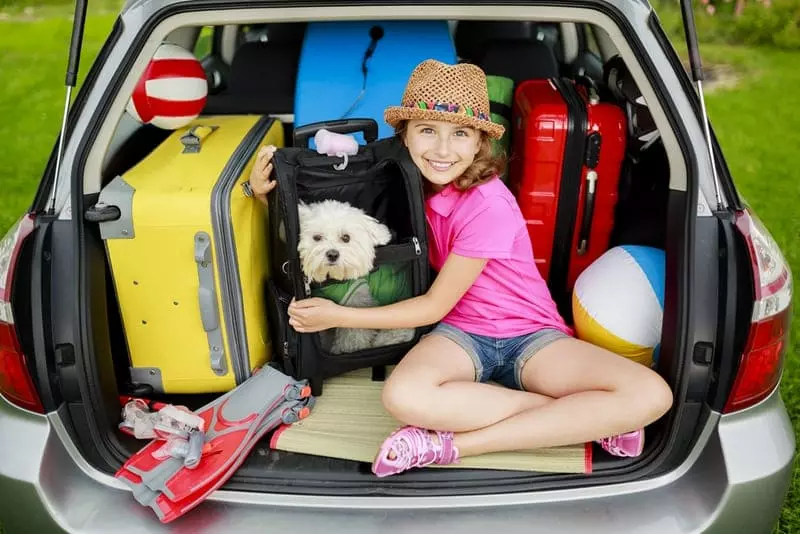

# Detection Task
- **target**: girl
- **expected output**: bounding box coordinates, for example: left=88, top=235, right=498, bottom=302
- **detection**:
left=248, top=59, right=673, bottom=478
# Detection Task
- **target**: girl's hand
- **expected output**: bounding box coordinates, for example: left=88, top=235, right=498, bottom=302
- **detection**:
left=288, top=297, right=343, bottom=333
left=248, top=145, right=278, bottom=203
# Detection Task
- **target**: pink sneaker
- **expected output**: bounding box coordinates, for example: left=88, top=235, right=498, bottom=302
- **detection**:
left=597, top=429, right=645, bottom=457
left=372, top=426, right=460, bottom=478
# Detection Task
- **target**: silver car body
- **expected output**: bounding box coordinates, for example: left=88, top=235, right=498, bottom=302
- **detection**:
left=0, top=0, right=793, bottom=532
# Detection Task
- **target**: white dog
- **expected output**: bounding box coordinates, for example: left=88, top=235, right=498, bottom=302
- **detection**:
left=295, top=199, right=415, bottom=354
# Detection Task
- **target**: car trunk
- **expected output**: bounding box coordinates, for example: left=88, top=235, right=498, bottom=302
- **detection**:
left=62, top=9, right=721, bottom=498
left=77, top=132, right=702, bottom=497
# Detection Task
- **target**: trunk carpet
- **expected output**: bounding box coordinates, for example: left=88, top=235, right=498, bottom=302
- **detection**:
left=271, top=368, right=592, bottom=474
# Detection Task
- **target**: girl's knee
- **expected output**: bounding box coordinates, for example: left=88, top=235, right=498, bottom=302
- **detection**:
left=629, top=369, right=674, bottom=421
left=650, top=373, right=674, bottom=418
left=381, top=375, right=432, bottom=425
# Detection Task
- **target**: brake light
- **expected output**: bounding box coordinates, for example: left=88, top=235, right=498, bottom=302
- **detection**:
left=0, top=214, right=43, bottom=414
left=724, top=209, right=793, bottom=413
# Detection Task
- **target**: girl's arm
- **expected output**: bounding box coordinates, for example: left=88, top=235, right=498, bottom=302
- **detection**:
left=288, top=253, right=488, bottom=332
left=248, top=145, right=278, bottom=205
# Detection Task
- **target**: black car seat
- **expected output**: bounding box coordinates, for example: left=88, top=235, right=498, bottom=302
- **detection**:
left=473, top=38, right=560, bottom=83
left=455, top=20, right=563, bottom=62
left=455, top=21, right=539, bottom=62
left=204, top=23, right=306, bottom=117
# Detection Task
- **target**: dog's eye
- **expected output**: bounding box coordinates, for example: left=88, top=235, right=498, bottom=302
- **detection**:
left=313, top=234, right=323, bottom=242
left=340, top=234, right=350, bottom=243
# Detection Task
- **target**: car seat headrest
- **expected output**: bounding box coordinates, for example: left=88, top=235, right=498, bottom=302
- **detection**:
left=455, top=21, right=538, bottom=62
left=203, top=39, right=301, bottom=116
left=245, top=22, right=307, bottom=44
left=475, top=39, right=560, bottom=82
left=603, top=55, right=641, bottom=104
left=227, top=41, right=301, bottom=95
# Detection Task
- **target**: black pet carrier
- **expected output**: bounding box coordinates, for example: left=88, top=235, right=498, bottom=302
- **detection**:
left=264, top=119, right=431, bottom=395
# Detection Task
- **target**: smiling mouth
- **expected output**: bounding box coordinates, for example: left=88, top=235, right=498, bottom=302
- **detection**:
left=425, top=159, right=456, bottom=172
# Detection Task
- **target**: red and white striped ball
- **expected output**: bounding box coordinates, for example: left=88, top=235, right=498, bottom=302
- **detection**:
left=126, top=43, right=208, bottom=130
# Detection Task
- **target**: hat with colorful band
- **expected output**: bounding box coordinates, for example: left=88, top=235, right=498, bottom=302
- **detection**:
left=384, top=59, right=505, bottom=140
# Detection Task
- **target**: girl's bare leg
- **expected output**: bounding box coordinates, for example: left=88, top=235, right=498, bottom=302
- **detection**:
left=382, top=335, right=554, bottom=433
left=452, top=337, right=673, bottom=456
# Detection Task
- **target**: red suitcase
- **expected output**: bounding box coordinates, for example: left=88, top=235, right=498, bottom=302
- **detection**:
left=509, top=77, right=626, bottom=312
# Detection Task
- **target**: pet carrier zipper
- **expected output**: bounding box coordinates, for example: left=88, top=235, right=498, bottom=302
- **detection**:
left=398, top=157, right=427, bottom=258
left=399, top=156, right=429, bottom=303
left=298, top=172, right=392, bottom=189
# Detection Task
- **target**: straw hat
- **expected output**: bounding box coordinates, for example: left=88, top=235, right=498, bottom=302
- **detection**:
left=384, top=59, right=505, bottom=140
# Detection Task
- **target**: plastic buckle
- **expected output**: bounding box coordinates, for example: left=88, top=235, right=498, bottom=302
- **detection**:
left=180, top=125, right=219, bottom=154
left=333, top=152, right=349, bottom=171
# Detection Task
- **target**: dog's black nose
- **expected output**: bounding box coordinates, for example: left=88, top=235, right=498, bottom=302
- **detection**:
left=326, top=249, right=340, bottom=263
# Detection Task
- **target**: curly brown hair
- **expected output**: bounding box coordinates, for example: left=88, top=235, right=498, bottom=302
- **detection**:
left=394, top=121, right=507, bottom=192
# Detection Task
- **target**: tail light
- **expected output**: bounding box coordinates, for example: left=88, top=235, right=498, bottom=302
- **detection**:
left=0, top=214, right=43, bottom=414
left=724, top=209, right=793, bottom=413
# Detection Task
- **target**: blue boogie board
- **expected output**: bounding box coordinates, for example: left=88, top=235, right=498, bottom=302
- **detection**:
left=294, top=20, right=457, bottom=144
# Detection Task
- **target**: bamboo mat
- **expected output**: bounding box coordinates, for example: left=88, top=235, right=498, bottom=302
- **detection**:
left=271, top=369, right=592, bottom=474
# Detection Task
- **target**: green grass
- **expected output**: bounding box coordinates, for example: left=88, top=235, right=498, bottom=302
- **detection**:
left=0, top=3, right=119, bottom=234
left=0, top=6, right=799, bottom=532
left=695, top=44, right=800, bottom=533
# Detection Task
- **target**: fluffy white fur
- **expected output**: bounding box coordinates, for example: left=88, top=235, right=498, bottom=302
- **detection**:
left=296, top=199, right=415, bottom=354
left=297, top=199, right=391, bottom=283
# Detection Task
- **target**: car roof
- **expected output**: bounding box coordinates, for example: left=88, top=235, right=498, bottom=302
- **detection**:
left=119, top=0, right=653, bottom=20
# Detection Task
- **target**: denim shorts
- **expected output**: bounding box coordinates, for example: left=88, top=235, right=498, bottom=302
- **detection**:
left=424, top=322, right=570, bottom=391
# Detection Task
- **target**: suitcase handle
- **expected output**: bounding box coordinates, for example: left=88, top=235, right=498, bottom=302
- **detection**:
left=577, top=170, right=598, bottom=256
left=293, top=119, right=379, bottom=148
left=194, top=231, right=228, bottom=376
left=180, top=125, right=219, bottom=154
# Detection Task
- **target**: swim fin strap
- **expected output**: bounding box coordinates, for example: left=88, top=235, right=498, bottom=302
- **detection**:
left=115, top=365, right=314, bottom=523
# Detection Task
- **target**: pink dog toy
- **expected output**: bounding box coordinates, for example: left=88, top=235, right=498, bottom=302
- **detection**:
left=314, top=129, right=359, bottom=169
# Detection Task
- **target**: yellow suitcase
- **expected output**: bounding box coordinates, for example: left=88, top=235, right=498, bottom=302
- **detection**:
left=96, top=115, right=284, bottom=394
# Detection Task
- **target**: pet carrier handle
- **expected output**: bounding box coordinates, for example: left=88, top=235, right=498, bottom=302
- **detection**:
left=293, top=119, right=379, bottom=147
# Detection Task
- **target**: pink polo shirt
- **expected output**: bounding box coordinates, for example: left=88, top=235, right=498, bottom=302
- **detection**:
left=426, top=177, right=573, bottom=338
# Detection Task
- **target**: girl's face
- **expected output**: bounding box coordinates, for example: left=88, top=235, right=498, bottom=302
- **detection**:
left=403, top=120, right=481, bottom=188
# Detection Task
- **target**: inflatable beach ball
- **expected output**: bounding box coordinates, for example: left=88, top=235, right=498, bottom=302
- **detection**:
left=126, top=43, right=208, bottom=130
left=572, top=245, right=665, bottom=368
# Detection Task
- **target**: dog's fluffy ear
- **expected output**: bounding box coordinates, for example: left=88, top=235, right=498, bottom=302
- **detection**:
left=297, top=201, right=311, bottom=223
left=364, top=217, right=392, bottom=247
